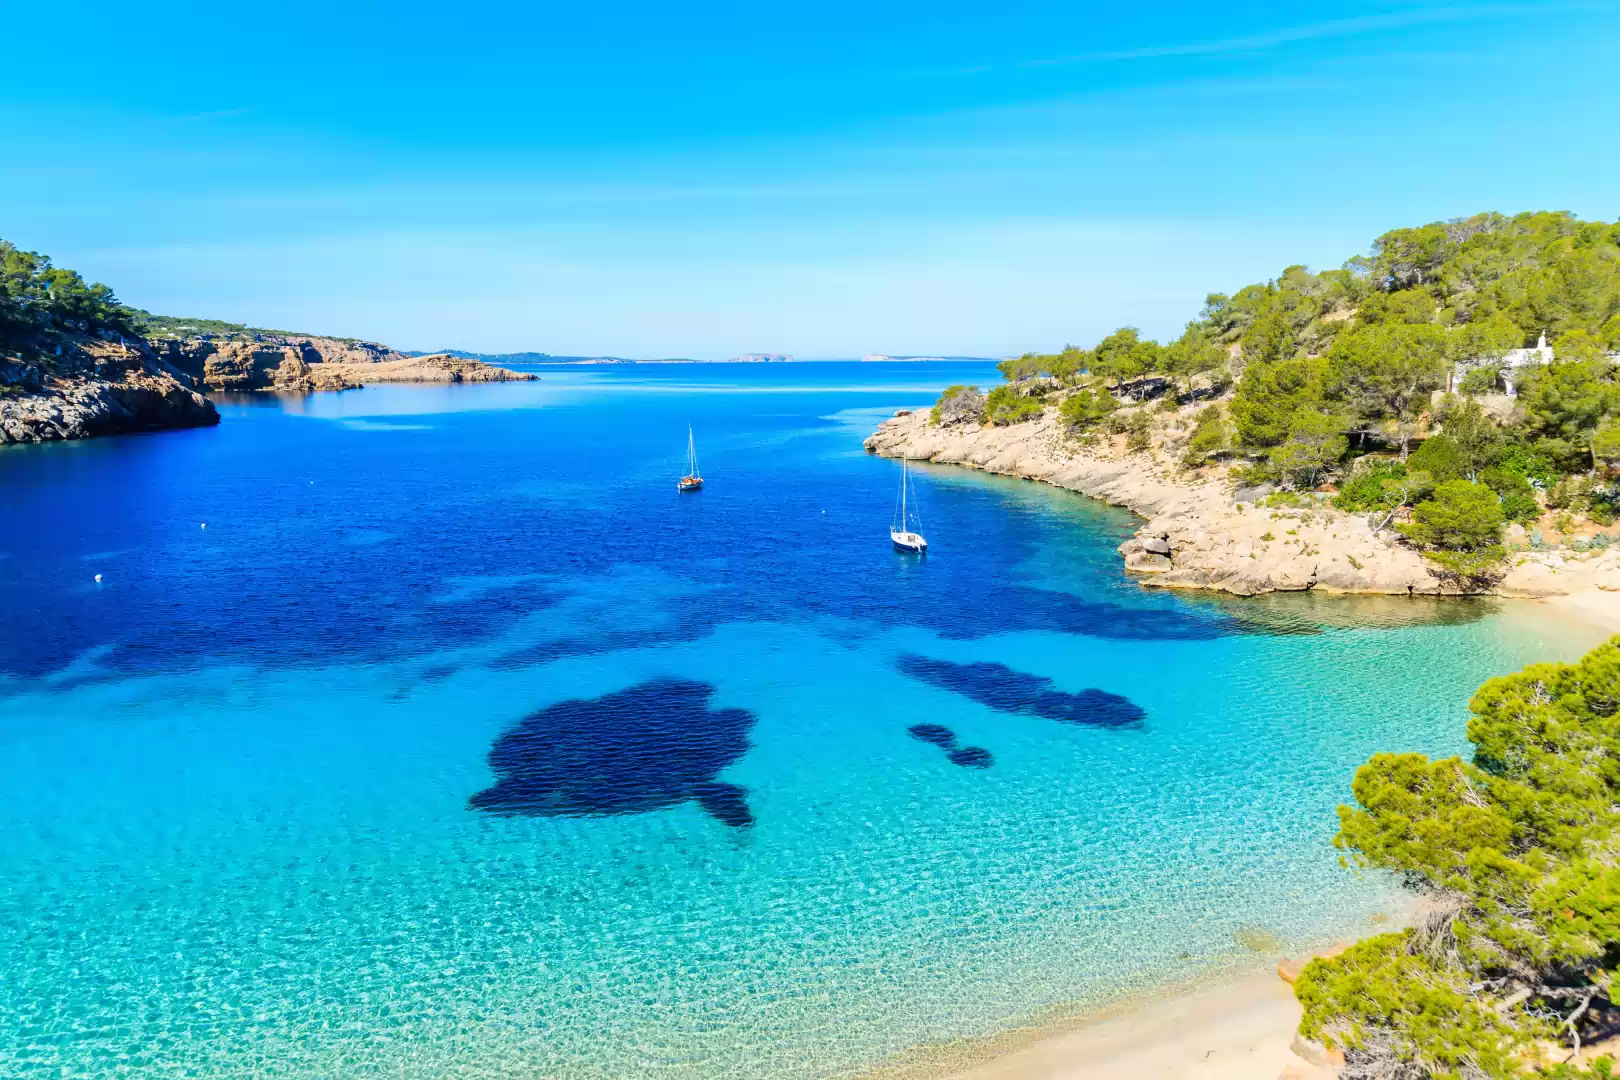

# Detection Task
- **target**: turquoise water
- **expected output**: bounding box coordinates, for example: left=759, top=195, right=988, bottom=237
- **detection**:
left=0, top=363, right=1602, bottom=1078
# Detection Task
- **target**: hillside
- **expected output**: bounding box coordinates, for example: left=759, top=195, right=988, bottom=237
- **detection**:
left=1, top=240, right=536, bottom=443
left=1, top=240, right=218, bottom=443
left=887, top=211, right=1620, bottom=594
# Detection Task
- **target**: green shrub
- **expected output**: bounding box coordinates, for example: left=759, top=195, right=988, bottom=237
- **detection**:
left=1492, top=442, right=1559, bottom=486
left=982, top=384, right=1043, bottom=426
left=1268, top=412, right=1349, bottom=490
left=1406, top=434, right=1467, bottom=483
left=1057, top=387, right=1118, bottom=431
left=1333, top=459, right=1421, bottom=512
left=1229, top=459, right=1281, bottom=487
left=1590, top=483, right=1620, bottom=526
left=1546, top=474, right=1593, bottom=511
left=1456, top=365, right=1504, bottom=395
left=1398, top=479, right=1505, bottom=578
left=1481, top=467, right=1541, bottom=524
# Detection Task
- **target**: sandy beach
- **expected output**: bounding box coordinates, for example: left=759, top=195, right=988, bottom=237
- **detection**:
left=855, top=966, right=1338, bottom=1080
left=849, top=595, right=1620, bottom=1080
left=1546, top=590, right=1620, bottom=633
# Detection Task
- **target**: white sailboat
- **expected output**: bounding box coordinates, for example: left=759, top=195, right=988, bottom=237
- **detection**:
left=890, top=459, right=927, bottom=553
left=678, top=426, right=704, bottom=491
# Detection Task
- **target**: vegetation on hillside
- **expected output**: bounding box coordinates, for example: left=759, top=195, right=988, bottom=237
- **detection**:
left=0, top=238, right=342, bottom=370
left=936, top=212, right=1620, bottom=579
left=0, top=239, right=138, bottom=366
left=1295, top=637, right=1620, bottom=1078
left=134, top=312, right=288, bottom=340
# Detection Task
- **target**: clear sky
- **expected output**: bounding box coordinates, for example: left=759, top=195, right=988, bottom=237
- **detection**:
left=5, top=1, right=1617, bottom=358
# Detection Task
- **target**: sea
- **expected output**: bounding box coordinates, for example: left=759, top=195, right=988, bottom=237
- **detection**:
left=0, top=361, right=1601, bottom=1078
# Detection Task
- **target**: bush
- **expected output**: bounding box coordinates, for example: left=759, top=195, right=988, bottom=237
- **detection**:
left=1118, top=409, right=1152, bottom=452
left=1333, top=459, right=1431, bottom=513
left=1493, top=441, right=1559, bottom=486
left=1179, top=404, right=1228, bottom=468
left=1398, top=479, right=1505, bottom=578
left=1590, top=482, right=1620, bottom=526
left=1480, top=467, right=1541, bottom=524
left=1269, top=411, right=1349, bottom=490
left=982, top=384, right=1044, bottom=426
left=1546, top=474, right=1593, bottom=511
left=1229, top=459, right=1281, bottom=487
left=1406, top=434, right=1467, bottom=483
left=1456, top=365, right=1504, bottom=395
left=1057, top=387, right=1118, bottom=432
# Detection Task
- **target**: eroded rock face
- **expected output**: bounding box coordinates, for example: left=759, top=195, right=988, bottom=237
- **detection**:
left=0, top=341, right=218, bottom=445
left=155, top=337, right=536, bottom=391
left=309, top=354, right=537, bottom=386
left=182, top=342, right=361, bottom=392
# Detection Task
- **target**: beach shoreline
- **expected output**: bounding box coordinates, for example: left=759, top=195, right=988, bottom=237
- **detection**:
left=866, top=408, right=1620, bottom=609
left=851, top=962, right=1338, bottom=1080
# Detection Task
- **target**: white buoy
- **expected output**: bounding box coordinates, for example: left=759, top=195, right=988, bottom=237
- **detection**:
left=94, top=574, right=102, bottom=584
left=200, top=523, right=207, bottom=529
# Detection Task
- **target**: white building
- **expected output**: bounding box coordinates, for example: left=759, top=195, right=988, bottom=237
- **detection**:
left=1453, top=333, right=1552, bottom=396
left=1498, top=333, right=1554, bottom=396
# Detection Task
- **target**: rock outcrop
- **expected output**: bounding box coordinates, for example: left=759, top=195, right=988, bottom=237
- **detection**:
left=154, top=337, right=536, bottom=391
left=865, top=406, right=1446, bottom=597
left=1, top=340, right=219, bottom=445
left=305, top=353, right=538, bottom=386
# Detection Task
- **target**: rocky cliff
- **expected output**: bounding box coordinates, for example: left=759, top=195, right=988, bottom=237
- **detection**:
left=306, top=353, right=539, bottom=386
left=154, top=337, right=536, bottom=391
left=1, top=339, right=219, bottom=445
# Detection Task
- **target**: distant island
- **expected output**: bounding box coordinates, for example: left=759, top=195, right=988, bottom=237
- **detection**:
left=862, top=354, right=996, bottom=362
left=409, top=350, right=693, bottom=365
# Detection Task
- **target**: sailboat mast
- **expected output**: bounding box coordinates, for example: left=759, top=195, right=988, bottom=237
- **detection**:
left=901, top=460, right=907, bottom=531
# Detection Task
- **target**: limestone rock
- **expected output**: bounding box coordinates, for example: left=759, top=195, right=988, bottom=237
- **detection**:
left=1125, top=551, right=1172, bottom=573
left=1290, top=1033, right=1345, bottom=1068
left=0, top=341, right=218, bottom=445
left=155, top=337, right=536, bottom=392
left=1497, top=560, right=1571, bottom=598
left=1233, top=483, right=1275, bottom=504
left=1142, top=535, right=1172, bottom=556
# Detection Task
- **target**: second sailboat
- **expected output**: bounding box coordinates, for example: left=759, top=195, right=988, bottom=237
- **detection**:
left=890, top=459, right=927, bottom=553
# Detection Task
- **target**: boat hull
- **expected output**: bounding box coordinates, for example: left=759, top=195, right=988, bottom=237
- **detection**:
left=890, top=531, right=927, bottom=554
left=678, top=477, right=704, bottom=492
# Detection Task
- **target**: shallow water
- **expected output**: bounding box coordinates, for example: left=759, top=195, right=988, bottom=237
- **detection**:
left=0, top=363, right=1602, bottom=1078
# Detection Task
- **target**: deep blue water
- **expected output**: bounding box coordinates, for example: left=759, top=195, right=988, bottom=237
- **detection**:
left=0, top=363, right=1601, bottom=1078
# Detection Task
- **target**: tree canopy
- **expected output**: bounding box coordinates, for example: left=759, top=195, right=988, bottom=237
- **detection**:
left=0, top=239, right=139, bottom=364
left=1296, top=637, right=1620, bottom=1078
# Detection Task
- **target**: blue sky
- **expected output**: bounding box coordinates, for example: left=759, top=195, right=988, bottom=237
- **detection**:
left=5, top=1, right=1617, bottom=358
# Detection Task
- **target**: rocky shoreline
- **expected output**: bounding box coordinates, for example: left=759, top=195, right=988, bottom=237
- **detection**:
left=1, top=335, right=535, bottom=446
left=1, top=340, right=218, bottom=445
left=865, top=406, right=1620, bottom=601
left=154, top=336, right=537, bottom=392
